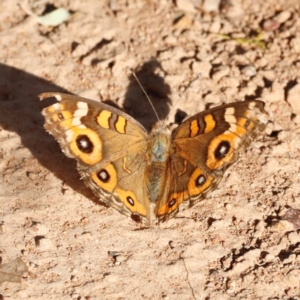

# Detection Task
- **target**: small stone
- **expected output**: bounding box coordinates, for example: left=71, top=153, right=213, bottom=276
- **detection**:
left=241, top=65, right=257, bottom=77
left=173, top=14, right=192, bottom=29
left=263, top=19, right=280, bottom=31
left=225, top=203, right=233, bottom=211
left=274, top=10, right=291, bottom=24
left=210, top=19, right=221, bottom=33
left=203, top=0, right=221, bottom=12
left=287, top=83, right=300, bottom=114
left=176, top=0, right=197, bottom=12
left=36, top=237, right=53, bottom=250
left=29, top=262, right=37, bottom=268
left=27, top=172, right=38, bottom=180
left=223, top=2, right=244, bottom=20
left=115, top=255, right=128, bottom=265
left=290, top=37, right=300, bottom=53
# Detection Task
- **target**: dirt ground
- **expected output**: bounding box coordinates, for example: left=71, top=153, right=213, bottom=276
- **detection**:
left=1, top=0, right=300, bottom=299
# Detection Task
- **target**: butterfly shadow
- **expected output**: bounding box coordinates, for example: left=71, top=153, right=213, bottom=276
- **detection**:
left=122, top=59, right=172, bottom=131
left=0, top=63, right=100, bottom=205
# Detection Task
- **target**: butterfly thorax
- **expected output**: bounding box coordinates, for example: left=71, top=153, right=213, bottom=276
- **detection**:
left=148, top=121, right=171, bottom=163
left=146, top=121, right=172, bottom=203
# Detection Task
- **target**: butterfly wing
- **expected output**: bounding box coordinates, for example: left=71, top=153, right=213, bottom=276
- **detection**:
left=40, top=92, right=151, bottom=225
left=155, top=100, right=268, bottom=221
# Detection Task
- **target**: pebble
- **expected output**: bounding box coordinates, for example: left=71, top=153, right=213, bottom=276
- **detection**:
left=287, top=83, right=300, bottom=114
left=290, top=37, right=300, bottom=53
left=176, top=0, right=197, bottom=12
left=275, top=10, right=291, bottom=24
left=203, top=0, right=221, bottom=12
left=241, top=65, right=257, bottom=77
left=173, top=14, right=192, bottom=29
left=36, top=237, right=53, bottom=250
left=210, top=19, right=221, bottom=33
left=263, top=19, right=280, bottom=31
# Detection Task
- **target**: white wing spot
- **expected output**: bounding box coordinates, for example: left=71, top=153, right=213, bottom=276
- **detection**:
left=65, top=130, right=74, bottom=143
left=224, top=107, right=237, bottom=132
left=72, top=117, right=85, bottom=127
left=74, top=102, right=89, bottom=118
left=77, top=102, right=88, bottom=110
left=52, top=103, right=60, bottom=110
left=53, top=94, right=62, bottom=101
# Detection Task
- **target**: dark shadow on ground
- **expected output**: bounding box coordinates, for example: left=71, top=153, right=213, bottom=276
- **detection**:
left=123, top=59, right=171, bottom=131
left=0, top=63, right=99, bottom=203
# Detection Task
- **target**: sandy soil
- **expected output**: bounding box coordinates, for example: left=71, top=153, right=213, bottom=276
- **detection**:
left=1, top=0, right=300, bottom=299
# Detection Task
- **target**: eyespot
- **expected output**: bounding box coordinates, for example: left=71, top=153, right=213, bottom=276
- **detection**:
left=215, top=141, right=230, bottom=159
left=76, top=135, right=94, bottom=153
left=169, top=198, right=177, bottom=208
left=58, top=112, right=64, bottom=120
left=127, top=196, right=135, bottom=206
left=91, top=164, right=117, bottom=192
left=196, top=175, right=206, bottom=187
left=97, top=169, right=110, bottom=183
left=131, top=214, right=142, bottom=223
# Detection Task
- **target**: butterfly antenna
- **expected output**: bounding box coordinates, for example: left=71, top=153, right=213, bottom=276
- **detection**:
left=166, top=72, right=202, bottom=119
left=130, top=68, right=160, bottom=121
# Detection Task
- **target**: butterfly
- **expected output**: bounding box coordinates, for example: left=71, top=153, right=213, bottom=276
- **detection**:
left=40, top=92, right=268, bottom=226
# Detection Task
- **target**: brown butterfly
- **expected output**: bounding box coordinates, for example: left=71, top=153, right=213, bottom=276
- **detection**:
left=40, top=92, right=268, bottom=226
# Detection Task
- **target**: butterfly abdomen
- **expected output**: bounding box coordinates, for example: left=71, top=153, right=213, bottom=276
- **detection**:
left=146, top=162, right=168, bottom=203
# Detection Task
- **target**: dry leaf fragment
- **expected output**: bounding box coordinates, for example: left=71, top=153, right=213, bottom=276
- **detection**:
left=19, top=4, right=71, bottom=27
left=282, top=208, right=300, bottom=230
left=36, top=8, right=71, bottom=26
left=0, top=258, right=28, bottom=284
